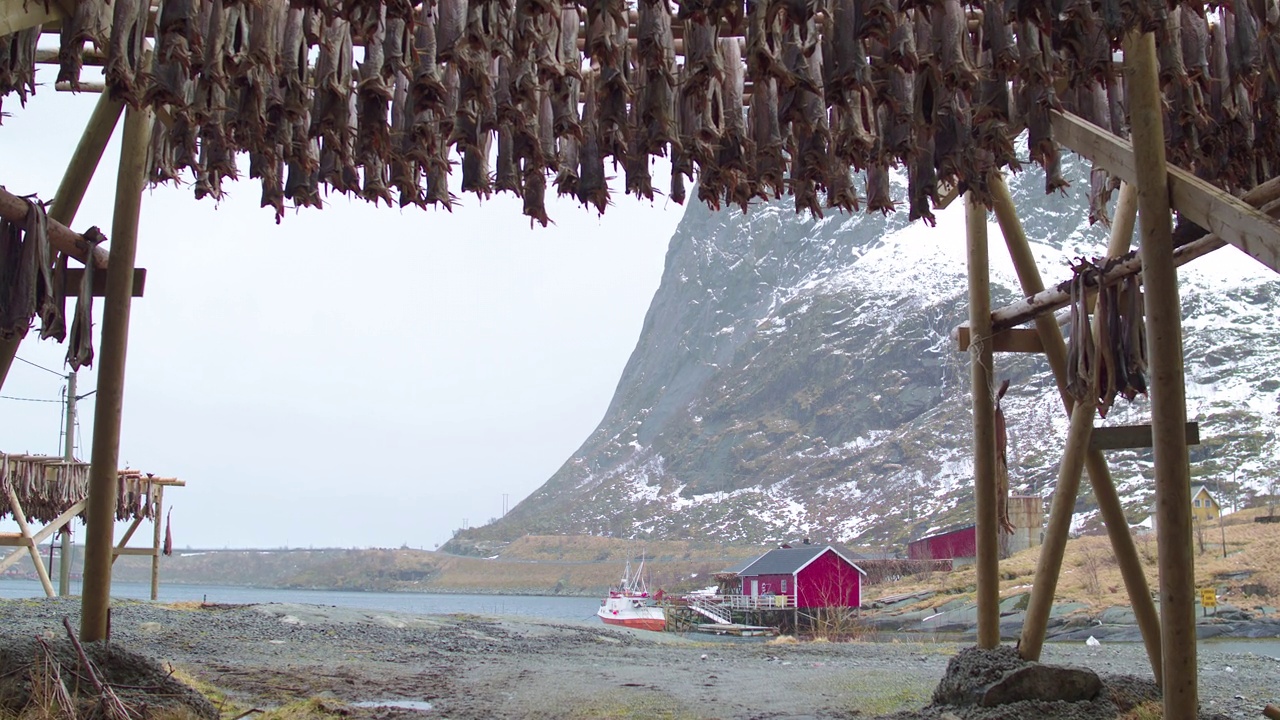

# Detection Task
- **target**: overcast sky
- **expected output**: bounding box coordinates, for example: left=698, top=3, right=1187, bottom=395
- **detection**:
left=1, top=75, right=685, bottom=550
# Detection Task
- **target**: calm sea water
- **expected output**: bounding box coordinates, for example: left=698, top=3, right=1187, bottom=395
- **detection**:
left=3, top=579, right=1278, bottom=658
left=0, top=579, right=602, bottom=623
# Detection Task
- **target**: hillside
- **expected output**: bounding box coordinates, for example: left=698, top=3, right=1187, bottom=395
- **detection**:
left=445, top=146, right=1280, bottom=556
left=94, top=535, right=764, bottom=596
left=865, top=506, right=1280, bottom=615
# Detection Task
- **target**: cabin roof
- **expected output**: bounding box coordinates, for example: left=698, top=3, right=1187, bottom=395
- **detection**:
left=739, top=545, right=866, bottom=577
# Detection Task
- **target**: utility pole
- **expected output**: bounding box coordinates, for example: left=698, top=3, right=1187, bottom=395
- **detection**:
left=60, top=371, right=77, bottom=596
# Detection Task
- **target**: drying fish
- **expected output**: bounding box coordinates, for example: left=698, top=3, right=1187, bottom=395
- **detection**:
left=745, top=0, right=788, bottom=84
left=826, top=0, right=870, bottom=100
left=411, top=0, right=447, bottom=115
left=58, top=0, right=112, bottom=90
left=578, top=70, right=610, bottom=214
left=461, top=135, right=493, bottom=198
left=1064, top=260, right=1097, bottom=403
left=311, top=17, right=356, bottom=152
left=934, top=0, right=977, bottom=90
left=1158, top=6, right=1190, bottom=88
left=1227, top=4, right=1259, bottom=84
left=105, top=0, right=151, bottom=104
left=1181, top=5, right=1210, bottom=81
left=888, top=6, right=917, bottom=72
left=983, top=0, right=1017, bottom=75
left=496, top=121, right=521, bottom=194
left=1118, top=275, right=1148, bottom=400
left=908, top=132, right=938, bottom=225
left=747, top=77, right=785, bottom=198
left=866, top=159, right=895, bottom=214
left=148, top=118, right=181, bottom=186
left=436, top=0, right=468, bottom=63
left=993, top=379, right=1016, bottom=534
left=1095, top=274, right=1119, bottom=417
left=66, top=229, right=106, bottom=371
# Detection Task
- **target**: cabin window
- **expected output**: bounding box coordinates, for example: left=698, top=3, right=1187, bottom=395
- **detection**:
left=1194, top=499, right=1201, bottom=507
left=781, top=579, right=788, bottom=594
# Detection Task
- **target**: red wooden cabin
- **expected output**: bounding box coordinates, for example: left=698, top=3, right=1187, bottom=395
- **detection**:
left=907, top=524, right=977, bottom=562
left=737, top=545, right=866, bottom=609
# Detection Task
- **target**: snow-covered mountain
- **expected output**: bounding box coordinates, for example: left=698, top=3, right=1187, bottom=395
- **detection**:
left=445, top=152, right=1280, bottom=555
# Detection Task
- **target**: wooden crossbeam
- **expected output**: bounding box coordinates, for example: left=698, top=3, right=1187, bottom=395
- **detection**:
left=991, top=179, right=1280, bottom=331
left=1090, top=422, right=1200, bottom=451
left=0, top=0, right=68, bottom=36
left=954, top=326, right=1045, bottom=353
left=112, top=547, right=157, bottom=557
left=1052, top=111, right=1280, bottom=274
left=65, top=267, right=147, bottom=298
left=0, top=187, right=111, bottom=270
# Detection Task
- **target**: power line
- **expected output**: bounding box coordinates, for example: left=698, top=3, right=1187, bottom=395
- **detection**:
left=15, top=355, right=66, bottom=378
left=0, top=394, right=63, bottom=403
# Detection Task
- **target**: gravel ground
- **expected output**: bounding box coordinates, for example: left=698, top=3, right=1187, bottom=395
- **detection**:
left=1, top=598, right=1277, bottom=720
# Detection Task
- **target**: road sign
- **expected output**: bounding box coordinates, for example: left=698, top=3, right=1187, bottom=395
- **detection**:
left=1200, top=588, right=1217, bottom=608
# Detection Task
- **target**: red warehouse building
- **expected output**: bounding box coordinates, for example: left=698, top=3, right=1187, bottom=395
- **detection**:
left=908, top=524, right=977, bottom=563
left=737, top=545, right=866, bottom=608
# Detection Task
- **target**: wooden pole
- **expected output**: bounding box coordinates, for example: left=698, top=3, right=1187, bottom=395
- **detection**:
left=992, top=174, right=1163, bottom=681
left=1127, top=30, right=1196, bottom=718
left=1108, top=182, right=1139, bottom=253
left=5, top=486, right=57, bottom=597
left=0, top=188, right=111, bottom=269
left=80, top=106, right=153, bottom=643
left=966, top=191, right=1001, bottom=648
left=1019, top=394, right=1095, bottom=659
left=150, top=484, right=164, bottom=600
left=0, top=336, right=17, bottom=392
left=49, top=92, right=126, bottom=226
left=0, top=499, right=86, bottom=574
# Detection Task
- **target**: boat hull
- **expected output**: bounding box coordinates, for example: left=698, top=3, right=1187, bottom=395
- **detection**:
left=597, top=597, right=666, bottom=632
left=598, top=614, right=667, bottom=632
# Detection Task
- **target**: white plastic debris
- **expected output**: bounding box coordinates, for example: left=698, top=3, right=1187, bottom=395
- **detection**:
left=1085, top=636, right=1101, bottom=647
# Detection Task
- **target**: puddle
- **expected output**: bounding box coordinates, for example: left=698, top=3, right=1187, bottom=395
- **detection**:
left=352, top=700, right=434, bottom=711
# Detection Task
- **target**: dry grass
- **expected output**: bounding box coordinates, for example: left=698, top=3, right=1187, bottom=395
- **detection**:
left=424, top=536, right=760, bottom=595
left=864, top=507, right=1280, bottom=612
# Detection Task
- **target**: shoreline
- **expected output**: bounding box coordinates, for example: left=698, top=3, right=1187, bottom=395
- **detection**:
left=3, top=597, right=1278, bottom=719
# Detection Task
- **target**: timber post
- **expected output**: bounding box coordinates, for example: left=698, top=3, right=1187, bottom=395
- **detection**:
left=80, top=105, right=154, bottom=643
left=966, top=190, right=1001, bottom=648
left=150, top=484, right=164, bottom=600
left=0, top=337, right=17, bottom=391
left=1019, top=394, right=1095, bottom=660
left=1127, top=30, right=1196, bottom=717
left=992, top=174, right=1163, bottom=681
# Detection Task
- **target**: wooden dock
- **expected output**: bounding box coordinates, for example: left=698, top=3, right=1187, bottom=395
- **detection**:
left=692, top=623, right=778, bottom=637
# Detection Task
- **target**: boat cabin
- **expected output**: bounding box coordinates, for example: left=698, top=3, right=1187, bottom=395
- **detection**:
left=737, top=545, right=865, bottom=609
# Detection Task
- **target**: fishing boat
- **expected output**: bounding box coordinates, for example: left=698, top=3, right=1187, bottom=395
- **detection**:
left=597, top=558, right=666, bottom=632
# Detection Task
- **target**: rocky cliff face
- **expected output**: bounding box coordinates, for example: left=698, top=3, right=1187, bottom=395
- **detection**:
left=445, top=155, right=1280, bottom=556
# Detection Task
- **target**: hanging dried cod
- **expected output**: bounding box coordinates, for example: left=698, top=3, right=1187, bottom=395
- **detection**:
left=1064, top=259, right=1097, bottom=403
left=0, top=26, right=40, bottom=119
left=993, top=379, right=1016, bottom=534
left=67, top=229, right=106, bottom=372
left=105, top=0, right=152, bottom=105
left=58, top=0, right=112, bottom=91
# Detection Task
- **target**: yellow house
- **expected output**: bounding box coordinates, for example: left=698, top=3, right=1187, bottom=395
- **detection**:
left=1190, top=485, right=1221, bottom=523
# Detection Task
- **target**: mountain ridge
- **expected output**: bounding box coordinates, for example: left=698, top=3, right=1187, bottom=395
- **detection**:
left=445, top=155, right=1280, bottom=556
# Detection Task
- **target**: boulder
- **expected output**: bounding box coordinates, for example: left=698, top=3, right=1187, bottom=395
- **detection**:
left=978, top=663, right=1103, bottom=707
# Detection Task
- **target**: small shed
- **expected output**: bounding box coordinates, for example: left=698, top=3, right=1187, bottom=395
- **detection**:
left=738, top=545, right=866, bottom=609
left=908, top=525, right=977, bottom=563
